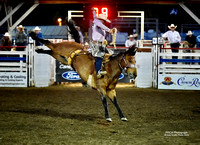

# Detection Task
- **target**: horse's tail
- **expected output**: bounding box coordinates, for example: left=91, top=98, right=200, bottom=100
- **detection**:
left=65, top=17, right=80, bottom=43
left=29, top=31, right=51, bottom=45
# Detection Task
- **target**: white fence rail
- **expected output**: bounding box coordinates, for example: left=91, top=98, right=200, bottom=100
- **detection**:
left=0, top=46, right=28, bottom=87
left=0, top=44, right=55, bottom=87
left=153, top=45, right=200, bottom=90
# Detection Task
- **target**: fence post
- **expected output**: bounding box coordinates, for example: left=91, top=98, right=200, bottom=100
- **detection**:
left=28, top=43, right=34, bottom=87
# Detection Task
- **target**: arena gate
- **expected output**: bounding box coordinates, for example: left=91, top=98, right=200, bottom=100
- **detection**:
left=152, top=39, right=200, bottom=90
left=0, top=46, right=31, bottom=87
left=0, top=43, right=36, bottom=87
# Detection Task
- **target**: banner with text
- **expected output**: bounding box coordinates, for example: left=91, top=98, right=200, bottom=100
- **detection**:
left=56, top=61, right=130, bottom=83
left=0, top=72, right=27, bottom=87
left=158, top=74, right=200, bottom=90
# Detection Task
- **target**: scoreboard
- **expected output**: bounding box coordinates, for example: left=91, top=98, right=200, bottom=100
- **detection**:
left=81, top=5, right=117, bottom=32
left=83, top=5, right=117, bottom=20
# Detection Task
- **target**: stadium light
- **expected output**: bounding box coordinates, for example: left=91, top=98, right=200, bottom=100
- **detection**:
left=57, top=18, right=62, bottom=26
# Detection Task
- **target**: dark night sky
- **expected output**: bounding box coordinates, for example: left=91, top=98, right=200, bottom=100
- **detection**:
left=0, top=3, right=199, bottom=33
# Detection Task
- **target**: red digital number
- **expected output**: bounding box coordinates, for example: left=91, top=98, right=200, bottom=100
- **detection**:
left=94, top=7, right=108, bottom=17
left=94, top=7, right=99, bottom=16
left=102, top=8, right=108, bottom=17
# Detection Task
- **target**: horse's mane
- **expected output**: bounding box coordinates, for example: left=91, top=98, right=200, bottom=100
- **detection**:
left=109, top=51, right=124, bottom=61
left=109, top=46, right=137, bottom=61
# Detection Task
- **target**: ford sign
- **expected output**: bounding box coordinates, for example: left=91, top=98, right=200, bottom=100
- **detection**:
left=119, top=73, right=124, bottom=80
left=62, top=71, right=124, bottom=81
left=62, top=71, right=81, bottom=80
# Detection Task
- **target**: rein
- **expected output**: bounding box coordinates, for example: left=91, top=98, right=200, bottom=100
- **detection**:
left=110, top=28, right=117, bottom=49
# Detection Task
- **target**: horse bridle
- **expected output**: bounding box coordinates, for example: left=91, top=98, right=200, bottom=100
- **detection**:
left=118, top=54, right=128, bottom=70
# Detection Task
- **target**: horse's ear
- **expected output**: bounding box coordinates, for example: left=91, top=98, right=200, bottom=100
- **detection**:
left=126, top=45, right=137, bottom=56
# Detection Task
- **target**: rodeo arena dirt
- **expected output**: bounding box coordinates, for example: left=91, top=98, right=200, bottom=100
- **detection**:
left=0, top=0, right=200, bottom=145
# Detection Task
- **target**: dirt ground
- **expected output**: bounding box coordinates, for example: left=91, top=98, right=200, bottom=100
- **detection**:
left=0, top=84, right=200, bottom=145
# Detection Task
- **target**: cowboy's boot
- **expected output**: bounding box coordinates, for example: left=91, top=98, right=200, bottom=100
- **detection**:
left=97, top=63, right=107, bottom=79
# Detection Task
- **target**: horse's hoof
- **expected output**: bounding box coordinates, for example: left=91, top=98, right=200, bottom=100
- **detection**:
left=106, top=118, right=112, bottom=122
left=35, top=46, right=43, bottom=50
left=35, top=47, right=39, bottom=50
left=121, top=117, right=128, bottom=121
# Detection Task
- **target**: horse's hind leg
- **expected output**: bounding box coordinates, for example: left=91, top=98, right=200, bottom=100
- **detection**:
left=100, top=94, right=112, bottom=122
left=51, top=53, right=68, bottom=65
left=107, top=89, right=127, bottom=121
left=35, top=49, right=53, bottom=55
left=35, top=49, right=68, bottom=65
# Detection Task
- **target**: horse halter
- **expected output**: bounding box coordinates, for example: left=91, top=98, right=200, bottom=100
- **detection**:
left=118, top=54, right=128, bottom=70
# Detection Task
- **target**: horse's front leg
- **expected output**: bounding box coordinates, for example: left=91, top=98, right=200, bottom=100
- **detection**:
left=100, top=94, right=112, bottom=122
left=107, top=89, right=127, bottom=121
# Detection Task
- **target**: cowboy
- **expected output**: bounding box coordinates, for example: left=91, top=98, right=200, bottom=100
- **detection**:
left=125, top=34, right=138, bottom=47
left=162, top=24, right=181, bottom=64
left=90, top=8, right=114, bottom=78
left=15, top=25, right=27, bottom=51
left=33, top=26, right=44, bottom=46
left=0, top=32, right=12, bottom=51
left=185, top=30, right=199, bottom=64
left=185, top=30, right=196, bottom=48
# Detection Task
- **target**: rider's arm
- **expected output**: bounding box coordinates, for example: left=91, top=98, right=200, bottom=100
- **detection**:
left=93, top=19, right=110, bottom=33
left=92, top=7, right=113, bottom=34
left=92, top=9, right=97, bottom=19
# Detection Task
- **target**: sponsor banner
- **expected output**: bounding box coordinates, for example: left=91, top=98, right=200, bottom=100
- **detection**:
left=56, top=61, right=81, bottom=82
left=158, top=74, right=200, bottom=90
left=61, top=71, right=126, bottom=81
left=0, top=72, right=27, bottom=87
left=62, top=71, right=81, bottom=81
left=56, top=60, right=130, bottom=83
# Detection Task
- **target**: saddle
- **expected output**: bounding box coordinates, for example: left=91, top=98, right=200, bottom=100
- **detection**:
left=67, top=49, right=82, bottom=66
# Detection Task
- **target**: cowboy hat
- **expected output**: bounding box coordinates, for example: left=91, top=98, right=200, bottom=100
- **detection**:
left=34, top=26, right=41, bottom=31
left=17, top=25, right=24, bottom=29
left=4, top=32, right=10, bottom=37
left=168, top=24, right=177, bottom=29
left=186, top=30, right=193, bottom=35
left=17, top=25, right=25, bottom=31
left=128, top=34, right=138, bottom=38
left=97, top=14, right=111, bottom=23
left=128, top=35, right=134, bottom=38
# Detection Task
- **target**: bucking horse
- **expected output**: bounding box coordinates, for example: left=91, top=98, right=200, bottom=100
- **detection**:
left=29, top=19, right=137, bottom=122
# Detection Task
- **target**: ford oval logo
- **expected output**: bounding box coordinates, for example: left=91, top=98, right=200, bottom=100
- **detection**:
left=62, top=71, right=81, bottom=80
left=119, top=73, right=124, bottom=80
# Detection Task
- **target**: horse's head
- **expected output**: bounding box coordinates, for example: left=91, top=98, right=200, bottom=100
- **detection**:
left=123, top=46, right=137, bottom=80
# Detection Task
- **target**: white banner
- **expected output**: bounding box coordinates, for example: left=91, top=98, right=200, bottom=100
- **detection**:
left=158, top=74, right=200, bottom=90
left=0, top=72, right=27, bottom=87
